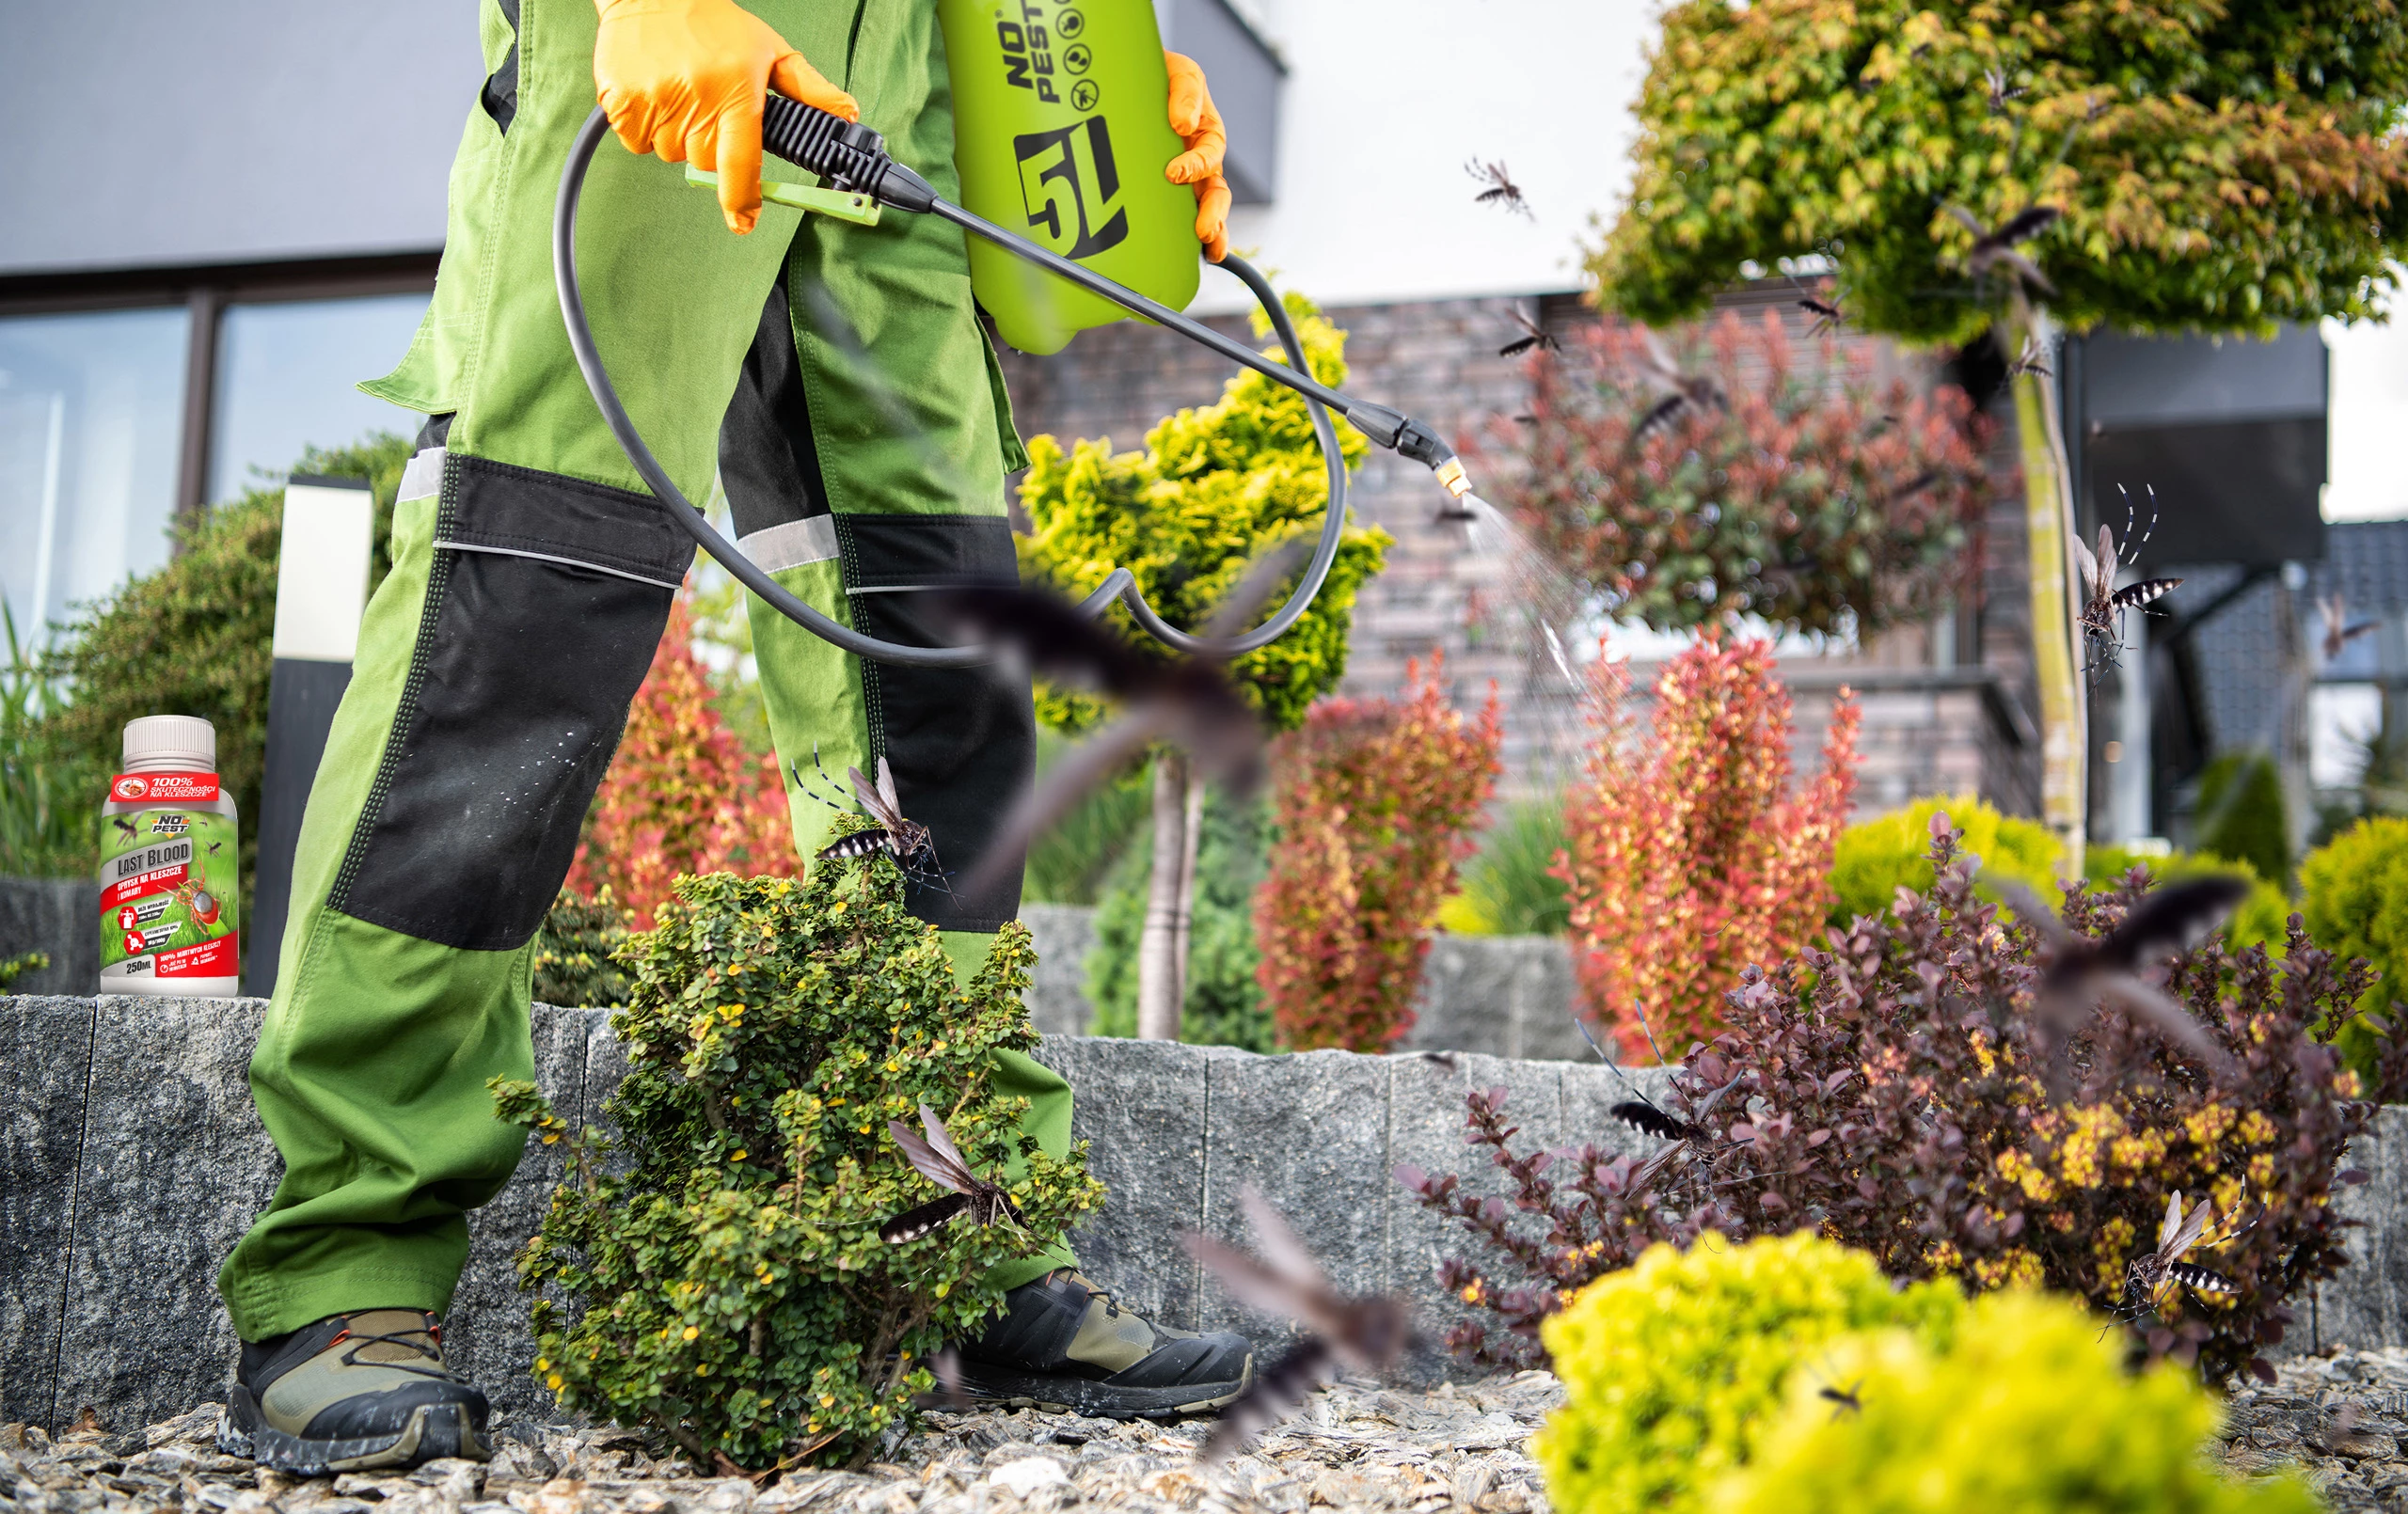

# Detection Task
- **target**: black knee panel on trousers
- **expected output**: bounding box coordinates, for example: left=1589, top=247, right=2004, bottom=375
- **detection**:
left=330, top=453, right=683, bottom=952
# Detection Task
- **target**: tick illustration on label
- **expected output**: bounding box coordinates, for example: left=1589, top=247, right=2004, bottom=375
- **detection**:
left=1015, top=117, right=1129, bottom=258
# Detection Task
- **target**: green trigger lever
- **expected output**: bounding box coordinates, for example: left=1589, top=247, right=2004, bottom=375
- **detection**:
left=685, top=165, right=881, bottom=226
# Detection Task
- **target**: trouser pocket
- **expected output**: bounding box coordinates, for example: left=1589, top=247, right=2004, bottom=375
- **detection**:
left=329, top=454, right=687, bottom=951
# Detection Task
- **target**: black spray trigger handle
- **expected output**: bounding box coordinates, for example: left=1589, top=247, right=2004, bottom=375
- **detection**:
left=758, top=93, right=938, bottom=213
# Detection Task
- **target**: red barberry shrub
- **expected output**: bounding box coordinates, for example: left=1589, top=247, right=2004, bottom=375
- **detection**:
left=1555, top=635, right=1858, bottom=1055
left=1494, top=308, right=1990, bottom=636
left=1403, top=817, right=2408, bottom=1384
left=568, top=602, right=794, bottom=926
left=1256, top=658, right=1502, bottom=1051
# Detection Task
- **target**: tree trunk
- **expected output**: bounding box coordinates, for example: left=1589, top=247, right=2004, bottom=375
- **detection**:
left=1171, top=765, right=1205, bottom=1010
left=2007, top=308, right=2087, bottom=878
left=1136, top=752, right=1191, bottom=1041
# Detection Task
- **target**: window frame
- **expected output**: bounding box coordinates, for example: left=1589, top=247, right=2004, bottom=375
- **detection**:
left=0, top=252, right=439, bottom=532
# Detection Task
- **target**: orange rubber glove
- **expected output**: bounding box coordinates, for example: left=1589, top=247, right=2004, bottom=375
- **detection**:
left=1164, top=51, right=1231, bottom=261
left=593, top=0, right=859, bottom=234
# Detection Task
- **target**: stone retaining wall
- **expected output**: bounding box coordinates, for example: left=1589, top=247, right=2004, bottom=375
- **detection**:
left=5, top=994, right=2402, bottom=1442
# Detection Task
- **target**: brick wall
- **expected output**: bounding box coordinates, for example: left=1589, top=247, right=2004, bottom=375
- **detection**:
left=994, top=281, right=2042, bottom=817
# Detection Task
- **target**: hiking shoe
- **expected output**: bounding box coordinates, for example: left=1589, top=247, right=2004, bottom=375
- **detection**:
left=952, top=1270, right=1253, bottom=1418
left=218, top=1309, right=490, bottom=1474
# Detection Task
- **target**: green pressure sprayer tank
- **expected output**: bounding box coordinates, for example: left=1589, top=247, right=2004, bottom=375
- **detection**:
left=939, top=0, right=1202, bottom=354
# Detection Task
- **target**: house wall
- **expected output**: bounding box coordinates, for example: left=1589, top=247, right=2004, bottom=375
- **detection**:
left=997, top=284, right=2043, bottom=814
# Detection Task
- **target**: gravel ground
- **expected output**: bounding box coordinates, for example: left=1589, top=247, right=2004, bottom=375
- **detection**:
left=0, top=1374, right=1556, bottom=1514
left=19, top=1352, right=2408, bottom=1514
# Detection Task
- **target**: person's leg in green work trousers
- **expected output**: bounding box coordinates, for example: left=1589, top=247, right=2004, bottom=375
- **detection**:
left=214, top=0, right=1245, bottom=1468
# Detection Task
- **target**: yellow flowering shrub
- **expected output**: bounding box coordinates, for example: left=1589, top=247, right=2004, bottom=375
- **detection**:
left=1715, top=1290, right=2321, bottom=1514
left=1535, top=1232, right=1963, bottom=1514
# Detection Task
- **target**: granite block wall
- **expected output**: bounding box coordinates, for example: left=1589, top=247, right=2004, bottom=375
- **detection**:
left=10, top=993, right=2399, bottom=1442
left=0, top=994, right=1658, bottom=1433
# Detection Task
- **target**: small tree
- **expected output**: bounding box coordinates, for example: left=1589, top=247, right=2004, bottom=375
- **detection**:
left=567, top=601, right=794, bottom=927
left=1254, top=658, right=1501, bottom=1051
left=1592, top=1, right=2408, bottom=866
left=1018, top=292, right=1387, bottom=1040
left=1555, top=636, right=1858, bottom=1054
left=1498, top=309, right=1990, bottom=636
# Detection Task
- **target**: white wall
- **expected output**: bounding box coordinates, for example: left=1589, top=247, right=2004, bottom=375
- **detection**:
left=1197, top=0, right=1655, bottom=311
left=0, top=1, right=481, bottom=275
left=2325, top=297, right=2408, bottom=523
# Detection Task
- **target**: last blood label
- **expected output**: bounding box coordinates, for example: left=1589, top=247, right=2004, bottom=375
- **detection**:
left=100, top=782, right=237, bottom=983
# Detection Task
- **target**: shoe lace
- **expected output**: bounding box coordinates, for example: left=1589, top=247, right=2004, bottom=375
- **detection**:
left=335, top=1318, right=468, bottom=1383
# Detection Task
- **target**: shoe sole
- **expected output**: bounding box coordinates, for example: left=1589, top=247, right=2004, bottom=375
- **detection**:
left=218, top=1391, right=490, bottom=1475
left=943, top=1358, right=1252, bottom=1420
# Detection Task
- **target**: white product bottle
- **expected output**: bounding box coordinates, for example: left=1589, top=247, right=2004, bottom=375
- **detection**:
left=98, top=716, right=242, bottom=996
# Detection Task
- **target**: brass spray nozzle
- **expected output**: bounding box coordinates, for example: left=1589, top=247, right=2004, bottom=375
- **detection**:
left=1434, top=457, right=1472, bottom=498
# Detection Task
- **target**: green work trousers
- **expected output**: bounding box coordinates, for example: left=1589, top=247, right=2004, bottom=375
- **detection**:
left=217, top=0, right=1070, bottom=1343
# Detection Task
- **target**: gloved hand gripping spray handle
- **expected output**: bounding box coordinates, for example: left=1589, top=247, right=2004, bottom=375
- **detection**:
left=554, top=98, right=1475, bottom=669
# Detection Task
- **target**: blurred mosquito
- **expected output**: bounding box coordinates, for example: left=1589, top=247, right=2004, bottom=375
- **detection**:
left=1466, top=158, right=1533, bottom=219
left=1630, top=329, right=1729, bottom=445
left=1990, top=875, right=2247, bottom=1099
left=2321, top=591, right=2379, bottom=663
left=2005, top=331, right=2052, bottom=378
left=1184, top=1187, right=1414, bottom=1461
left=1944, top=203, right=2061, bottom=298
left=934, top=547, right=1298, bottom=900
left=1984, top=68, right=2027, bottom=113
left=1498, top=306, right=1559, bottom=357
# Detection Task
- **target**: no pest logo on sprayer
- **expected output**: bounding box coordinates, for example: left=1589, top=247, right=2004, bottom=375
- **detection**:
left=996, top=3, right=1129, bottom=261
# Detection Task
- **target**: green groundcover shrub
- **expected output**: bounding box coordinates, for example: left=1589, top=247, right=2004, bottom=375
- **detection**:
left=1716, top=1290, right=2320, bottom=1514
left=2302, top=814, right=2408, bottom=1082
left=1827, top=795, right=2059, bottom=924
left=1436, top=794, right=1572, bottom=938
left=532, top=887, right=634, bottom=1008
left=493, top=844, right=1101, bottom=1470
left=1535, top=1232, right=1964, bottom=1514
left=1831, top=795, right=2288, bottom=949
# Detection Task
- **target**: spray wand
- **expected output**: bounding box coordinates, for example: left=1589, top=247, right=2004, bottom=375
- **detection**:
left=554, top=96, right=1479, bottom=669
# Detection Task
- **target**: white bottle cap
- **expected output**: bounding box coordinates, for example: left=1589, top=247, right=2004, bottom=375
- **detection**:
left=122, top=715, right=217, bottom=772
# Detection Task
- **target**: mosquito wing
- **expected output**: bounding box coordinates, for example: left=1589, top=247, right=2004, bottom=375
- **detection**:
left=1989, top=878, right=2073, bottom=951
left=2157, top=1190, right=2186, bottom=1253
left=1199, top=1337, right=1336, bottom=1463
left=915, top=1102, right=975, bottom=1175
left=888, top=1116, right=976, bottom=1196
left=1239, top=1186, right=1330, bottom=1291
left=1183, top=1230, right=1322, bottom=1323
left=2071, top=528, right=2103, bottom=596
left=2096, top=875, right=2250, bottom=973
left=2161, top=1191, right=2216, bottom=1263
left=876, top=756, right=904, bottom=815
left=849, top=765, right=905, bottom=829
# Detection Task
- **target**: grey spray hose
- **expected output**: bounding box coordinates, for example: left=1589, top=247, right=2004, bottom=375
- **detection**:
left=554, top=102, right=1454, bottom=667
